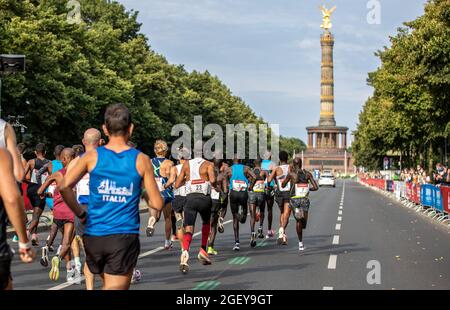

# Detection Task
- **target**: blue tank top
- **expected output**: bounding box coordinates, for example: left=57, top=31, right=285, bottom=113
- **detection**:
left=152, top=157, right=174, bottom=199
left=46, top=160, right=64, bottom=209
left=261, top=159, right=275, bottom=187
left=229, top=164, right=249, bottom=191
left=86, top=147, right=142, bottom=236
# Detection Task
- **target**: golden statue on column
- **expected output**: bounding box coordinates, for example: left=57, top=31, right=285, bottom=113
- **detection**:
left=320, top=5, right=336, bottom=30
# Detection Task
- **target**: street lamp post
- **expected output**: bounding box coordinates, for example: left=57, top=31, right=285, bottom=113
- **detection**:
left=0, top=54, right=26, bottom=118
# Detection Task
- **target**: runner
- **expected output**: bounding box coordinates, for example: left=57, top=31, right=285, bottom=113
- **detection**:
left=225, top=156, right=256, bottom=251
left=66, top=128, right=101, bottom=289
left=261, top=151, right=276, bottom=239
left=60, top=103, right=163, bottom=290
left=23, top=143, right=51, bottom=246
left=207, top=157, right=229, bottom=255
left=267, top=151, right=291, bottom=245
left=12, top=143, right=28, bottom=243
left=281, top=157, right=318, bottom=251
left=170, top=147, right=189, bottom=249
left=45, top=145, right=65, bottom=211
left=248, top=157, right=270, bottom=247
left=175, top=142, right=216, bottom=274
left=38, top=148, right=76, bottom=281
left=0, top=118, right=25, bottom=181
left=0, top=148, right=35, bottom=290
left=146, top=140, right=176, bottom=250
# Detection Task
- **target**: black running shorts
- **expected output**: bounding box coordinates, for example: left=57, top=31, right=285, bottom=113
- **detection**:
left=184, top=193, right=212, bottom=227
left=0, top=258, right=12, bottom=290
left=83, top=234, right=140, bottom=275
left=248, top=192, right=265, bottom=211
left=27, top=188, right=46, bottom=210
left=75, top=204, right=88, bottom=237
left=275, top=190, right=291, bottom=207
left=230, top=191, right=248, bottom=214
left=172, top=196, right=187, bottom=214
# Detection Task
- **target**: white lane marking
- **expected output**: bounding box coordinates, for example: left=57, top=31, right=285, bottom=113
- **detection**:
left=335, top=223, right=341, bottom=231
left=332, top=235, right=340, bottom=245
left=48, top=219, right=234, bottom=290
left=338, top=210, right=343, bottom=215
left=323, top=286, right=334, bottom=290
left=337, top=216, right=342, bottom=222
left=327, top=255, right=337, bottom=269
left=339, top=206, right=343, bottom=210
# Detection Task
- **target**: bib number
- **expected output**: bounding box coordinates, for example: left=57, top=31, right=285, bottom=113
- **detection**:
left=189, top=179, right=210, bottom=195
left=232, top=180, right=248, bottom=192
left=48, top=183, right=56, bottom=195
left=211, top=189, right=220, bottom=200
left=278, top=178, right=290, bottom=192
left=155, top=177, right=165, bottom=192
left=295, top=184, right=309, bottom=198
left=77, top=176, right=90, bottom=196
left=253, top=180, right=265, bottom=193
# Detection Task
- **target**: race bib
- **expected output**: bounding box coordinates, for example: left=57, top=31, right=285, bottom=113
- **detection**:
left=155, top=177, right=165, bottom=192
left=253, top=180, right=265, bottom=193
left=232, top=180, right=248, bottom=192
left=189, top=179, right=210, bottom=195
left=77, top=176, right=90, bottom=196
left=211, top=189, right=220, bottom=200
left=295, top=184, right=309, bottom=198
left=47, top=182, right=56, bottom=195
left=277, top=177, right=290, bottom=192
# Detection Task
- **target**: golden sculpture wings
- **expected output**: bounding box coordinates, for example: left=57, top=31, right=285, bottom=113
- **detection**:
left=320, top=5, right=336, bottom=30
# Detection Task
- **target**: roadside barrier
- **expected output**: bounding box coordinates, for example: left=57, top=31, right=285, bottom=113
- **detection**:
left=359, top=177, right=449, bottom=226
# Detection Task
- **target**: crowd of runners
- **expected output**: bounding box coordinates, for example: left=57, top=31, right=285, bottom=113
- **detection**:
left=0, top=103, right=318, bottom=290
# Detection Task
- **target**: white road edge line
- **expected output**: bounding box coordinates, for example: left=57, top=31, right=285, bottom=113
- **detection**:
left=338, top=210, right=343, bottom=215
left=337, top=216, right=342, bottom=222
left=323, top=286, right=334, bottom=290
left=327, top=255, right=337, bottom=269
left=335, top=223, right=341, bottom=231
left=339, top=206, right=343, bottom=210
left=48, top=219, right=234, bottom=290
left=332, top=235, right=340, bottom=245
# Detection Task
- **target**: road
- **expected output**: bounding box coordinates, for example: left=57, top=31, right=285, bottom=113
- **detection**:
left=9, top=180, right=450, bottom=290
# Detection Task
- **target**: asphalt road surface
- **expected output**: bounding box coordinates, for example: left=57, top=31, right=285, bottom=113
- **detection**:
left=9, top=180, right=450, bottom=290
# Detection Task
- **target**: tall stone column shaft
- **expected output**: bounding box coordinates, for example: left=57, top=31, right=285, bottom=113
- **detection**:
left=319, top=30, right=336, bottom=127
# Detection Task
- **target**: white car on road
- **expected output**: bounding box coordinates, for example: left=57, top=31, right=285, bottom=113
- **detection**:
left=318, top=174, right=336, bottom=187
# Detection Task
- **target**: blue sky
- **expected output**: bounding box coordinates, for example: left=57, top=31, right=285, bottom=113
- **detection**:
left=118, top=0, right=427, bottom=144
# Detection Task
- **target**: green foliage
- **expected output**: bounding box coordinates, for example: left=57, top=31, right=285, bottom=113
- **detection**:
left=279, top=136, right=307, bottom=158
left=0, top=0, right=305, bottom=155
left=353, top=0, right=450, bottom=170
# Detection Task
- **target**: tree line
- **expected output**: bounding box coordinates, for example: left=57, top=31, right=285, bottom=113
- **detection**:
left=0, top=0, right=306, bottom=157
left=353, top=0, right=450, bottom=171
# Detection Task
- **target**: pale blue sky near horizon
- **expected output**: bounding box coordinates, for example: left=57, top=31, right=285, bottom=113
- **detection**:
left=117, top=0, right=427, bottom=144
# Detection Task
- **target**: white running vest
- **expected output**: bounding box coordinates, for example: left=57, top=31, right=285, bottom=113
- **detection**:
left=0, top=119, right=6, bottom=148
left=186, top=158, right=211, bottom=195
left=173, top=164, right=187, bottom=197
left=276, top=164, right=291, bottom=192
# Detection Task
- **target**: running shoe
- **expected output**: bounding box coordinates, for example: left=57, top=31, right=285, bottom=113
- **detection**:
left=299, top=242, right=305, bottom=252
left=12, top=235, right=19, bottom=243
left=146, top=216, right=156, bottom=237
left=31, top=234, right=38, bottom=246
left=180, top=250, right=189, bottom=274
left=217, top=217, right=225, bottom=234
left=171, top=234, right=178, bottom=242
left=277, top=232, right=285, bottom=245
left=282, top=234, right=288, bottom=246
left=49, top=256, right=60, bottom=281
left=40, top=246, right=49, bottom=267
left=66, top=268, right=76, bottom=283
left=257, top=227, right=264, bottom=239
left=250, top=232, right=257, bottom=248
left=131, top=269, right=142, bottom=284
left=207, top=246, right=218, bottom=256
left=164, top=240, right=173, bottom=250
left=233, top=242, right=240, bottom=251
left=74, top=266, right=82, bottom=285
left=266, top=230, right=275, bottom=239
left=198, top=248, right=212, bottom=265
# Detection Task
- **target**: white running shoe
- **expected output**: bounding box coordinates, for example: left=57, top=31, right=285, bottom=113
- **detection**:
left=180, top=250, right=190, bottom=274
left=40, top=246, right=49, bottom=267
left=146, top=216, right=156, bottom=237
left=66, top=269, right=76, bottom=283
left=299, top=242, right=305, bottom=251
left=233, top=242, right=240, bottom=251
left=164, top=240, right=173, bottom=250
